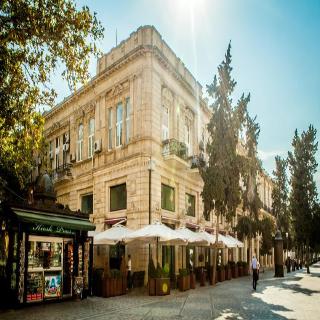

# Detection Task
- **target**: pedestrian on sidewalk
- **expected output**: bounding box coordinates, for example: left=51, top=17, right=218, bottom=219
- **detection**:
left=251, top=255, right=259, bottom=291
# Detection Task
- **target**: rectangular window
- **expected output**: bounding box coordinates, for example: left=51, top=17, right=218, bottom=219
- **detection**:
left=185, top=120, right=192, bottom=156
left=161, top=184, right=175, bottom=212
left=88, top=118, right=95, bottom=158
left=62, top=132, right=69, bottom=166
left=108, top=108, right=113, bottom=150
left=55, top=137, right=60, bottom=169
left=125, top=98, right=131, bottom=144
left=185, top=193, right=195, bottom=217
left=49, top=141, right=54, bottom=169
left=81, top=194, right=93, bottom=214
left=162, top=105, right=169, bottom=141
left=110, top=183, right=127, bottom=211
left=77, top=124, right=83, bottom=161
left=116, top=103, right=123, bottom=147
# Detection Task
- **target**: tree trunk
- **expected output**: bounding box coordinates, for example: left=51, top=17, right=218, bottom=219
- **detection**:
left=306, top=241, right=310, bottom=274
left=212, top=214, right=219, bottom=285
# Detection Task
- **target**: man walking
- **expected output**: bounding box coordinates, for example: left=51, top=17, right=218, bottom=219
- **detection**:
left=251, top=255, right=259, bottom=290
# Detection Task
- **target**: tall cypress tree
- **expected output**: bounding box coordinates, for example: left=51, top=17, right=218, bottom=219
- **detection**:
left=199, top=43, right=248, bottom=283
left=272, top=156, right=290, bottom=235
left=237, top=114, right=262, bottom=262
left=288, top=126, right=318, bottom=273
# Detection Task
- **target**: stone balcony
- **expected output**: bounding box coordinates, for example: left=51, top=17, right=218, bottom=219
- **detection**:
left=52, top=163, right=73, bottom=184
left=162, top=139, right=189, bottom=169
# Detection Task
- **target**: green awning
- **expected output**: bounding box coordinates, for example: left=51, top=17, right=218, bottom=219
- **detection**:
left=13, top=209, right=96, bottom=231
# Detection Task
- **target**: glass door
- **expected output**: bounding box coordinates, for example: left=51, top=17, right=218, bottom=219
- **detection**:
left=63, top=239, right=73, bottom=296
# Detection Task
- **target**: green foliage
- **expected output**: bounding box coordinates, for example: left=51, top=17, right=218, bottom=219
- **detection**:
left=149, top=261, right=170, bottom=279
left=179, top=268, right=190, bottom=277
left=199, top=42, right=248, bottom=222
left=0, top=0, right=104, bottom=192
left=228, top=261, right=236, bottom=267
left=109, top=269, right=121, bottom=279
left=259, top=216, right=276, bottom=255
left=272, top=156, right=290, bottom=231
left=236, top=215, right=258, bottom=240
left=148, top=258, right=157, bottom=278
left=288, top=126, right=318, bottom=248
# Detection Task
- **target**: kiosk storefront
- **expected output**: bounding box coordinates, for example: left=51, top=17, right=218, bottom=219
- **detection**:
left=0, top=173, right=95, bottom=308
left=13, top=208, right=95, bottom=304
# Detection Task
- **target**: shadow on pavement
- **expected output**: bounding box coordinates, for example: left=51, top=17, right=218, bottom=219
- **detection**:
left=214, top=298, right=293, bottom=320
left=281, top=282, right=319, bottom=296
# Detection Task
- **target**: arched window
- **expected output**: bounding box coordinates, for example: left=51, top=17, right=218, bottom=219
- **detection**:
left=77, top=123, right=83, bottom=161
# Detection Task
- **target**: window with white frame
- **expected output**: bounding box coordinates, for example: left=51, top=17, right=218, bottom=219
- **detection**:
left=108, top=108, right=113, bottom=150
left=161, top=184, right=175, bottom=212
left=116, top=103, right=123, bottom=147
left=162, top=105, right=169, bottom=141
left=185, top=193, right=195, bottom=217
left=77, top=123, right=83, bottom=161
left=185, top=118, right=192, bottom=156
left=81, top=194, right=93, bottom=214
left=88, top=118, right=95, bottom=158
left=110, top=183, right=127, bottom=211
left=62, top=132, right=69, bottom=166
left=55, top=137, right=60, bottom=169
left=125, top=98, right=131, bottom=144
left=49, top=140, right=54, bottom=169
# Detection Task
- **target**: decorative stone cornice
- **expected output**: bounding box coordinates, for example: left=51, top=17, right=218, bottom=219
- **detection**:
left=45, top=26, right=209, bottom=121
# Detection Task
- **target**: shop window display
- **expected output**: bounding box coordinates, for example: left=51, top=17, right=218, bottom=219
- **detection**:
left=44, top=273, right=61, bottom=298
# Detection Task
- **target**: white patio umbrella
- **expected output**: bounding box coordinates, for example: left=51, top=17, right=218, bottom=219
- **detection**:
left=176, top=227, right=210, bottom=269
left=94, top=224, right=134, bottom=245
left=218, top=234, right=237, bottom=248
left=225, top=234, right=244, bottom=248
left=176, top=227, right=210, bottom=246
left=197, top=230, right=216, bottom=245
left=124, top=221, right=187, bottom=265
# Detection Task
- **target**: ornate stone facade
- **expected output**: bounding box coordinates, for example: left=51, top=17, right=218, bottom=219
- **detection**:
left=44, top=26, right=274, bottom=276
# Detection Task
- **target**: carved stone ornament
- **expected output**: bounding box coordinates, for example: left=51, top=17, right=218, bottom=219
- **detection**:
left=162, top=87, right=173, bottom=107
left=185, top=106, right=194, bottom=120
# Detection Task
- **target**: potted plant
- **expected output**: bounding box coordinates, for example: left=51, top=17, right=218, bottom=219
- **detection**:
left=190, top=270, right=196, bottom=289
left=148, top=261, right=171, bottom=296
left=229, top=261, right=237, bottom=278
left=103, top=269, right=126, bottom=298
left=237, top=261, right=243, bottom=277
left=178, top=268, right=190, bottom=291
left=225, top=264, right=231, bottom=280
left=217, top=265, right=225, bottom=282
left=198, top=253, right=206, bottom=286
left=242, top=261, right=249, bottom=276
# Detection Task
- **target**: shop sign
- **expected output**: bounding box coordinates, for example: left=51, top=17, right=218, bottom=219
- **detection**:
left=31, top=223, right=75, bottom=235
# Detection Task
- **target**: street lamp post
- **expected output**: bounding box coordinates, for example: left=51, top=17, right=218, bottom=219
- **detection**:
left=148, top=158, right=155, bottom=263
left=148, top=158, right=155, bottom=225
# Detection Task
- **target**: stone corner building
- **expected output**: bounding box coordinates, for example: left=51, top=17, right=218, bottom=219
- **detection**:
left=44, top=26, right=274, bottom=277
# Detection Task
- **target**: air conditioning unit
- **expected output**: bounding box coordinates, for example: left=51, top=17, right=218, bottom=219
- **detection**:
left=63, top=143, right=69, bottom=152
left=70, top=153, right=76, bottom=163
left=49, top=151, right=54, bottom=160
left=94, top=139, right=102, bottom=153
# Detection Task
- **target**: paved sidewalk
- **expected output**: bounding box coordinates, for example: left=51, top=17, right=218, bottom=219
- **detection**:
left=1, top=263, right=320, bottom=320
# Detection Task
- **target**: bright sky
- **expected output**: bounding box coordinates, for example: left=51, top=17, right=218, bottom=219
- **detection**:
left=52, top=0, right=320, bottom=184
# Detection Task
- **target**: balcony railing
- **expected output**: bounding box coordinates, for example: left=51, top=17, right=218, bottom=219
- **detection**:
left=52, top=163, right=72, bottom=183
left=162, top=139, right=188, bottom=161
